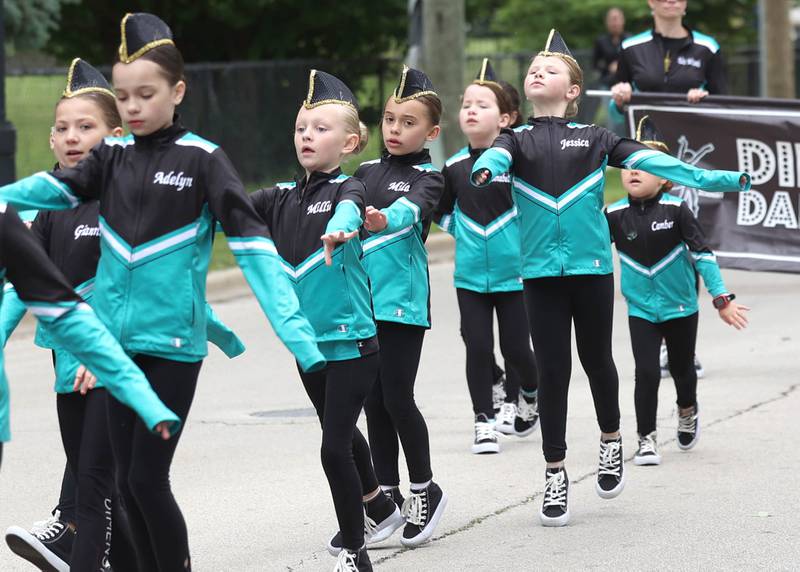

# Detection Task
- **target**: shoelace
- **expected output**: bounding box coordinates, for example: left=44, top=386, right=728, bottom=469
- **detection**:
left=496, top=403, right=516, bottom=426
left=638, top=435, right=657, bottom=455
left=333, top=549, right=359, bottom=572
left=34, top=519, right=65, bottom=541
left=517, top=397, right=538, bottom=422
left=364, top=510, right=379, bottom=539
left=30, top=511, right=60, bottom=535
left=474, top=421, right=499, bottom=443
left=598, top=440, right=622, bottom=477
left=492, top=382, right=506, bottom=408
left=678, top=411, right=697, bottom=433
left=543, top=470, right=567, bottom=508
left=401, top=490, right=429, bottom=527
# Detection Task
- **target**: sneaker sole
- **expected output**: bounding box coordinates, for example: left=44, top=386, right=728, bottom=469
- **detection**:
left=596, top=468, right=626, bottom=499
left=400, top=492, right=449, bottom=547
left=539, top=507, right=570, bottom=527
left=5, top=528, right=69, bottom=572
left=369, top=508, right=406, bottom=544
left=471, top=442, right=500, bottom=454
left=634, top=454, right=662, bottom=466
left=495, top=422, right=515, bottom=435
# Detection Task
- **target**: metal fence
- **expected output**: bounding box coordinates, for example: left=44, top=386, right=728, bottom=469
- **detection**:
left=5, top=46, right=789, bottom=185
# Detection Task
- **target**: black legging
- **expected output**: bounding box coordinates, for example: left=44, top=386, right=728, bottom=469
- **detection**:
left=365, top=321, right=432, bottom=486
left=298, top=353, right=380, bottom=551
left=490, top=358, right=521, bottom=404
left=57, top=389, right=138, bottom=572
left=629, top=313, right=699, bottom=436
left=55, top=463, right=77, bottom=524
left=456, top=288, right=538, bottom=417
left=107, top=355, right=202, bottom=572
left=524, top=274, right=620, bottom=463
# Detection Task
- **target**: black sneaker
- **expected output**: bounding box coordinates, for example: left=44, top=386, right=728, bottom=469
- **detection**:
left=383, top=486, right=405, bottom=511
left=634, top=431, right=662, bottom=466
left=400, top=481, right=448, bottom=547
left=326, top=492, right=405, bottom=556
left=677, top=404, right=700, bottom=450
left=471, top=413, right=499, bottom=454
left=333, top=545, right=372, bottom=571
left=514, top=392, right=539, bottom=437
left=539, top=467, right=570, bottom=527
left=596, top=437, right=625, bottom=499
left=5, top=511, right=73, bottom=572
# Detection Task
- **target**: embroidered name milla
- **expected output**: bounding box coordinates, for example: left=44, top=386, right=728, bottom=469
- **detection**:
left=560, top=139, right=590, bottom=150
left=153, top=171, right=193, bottom=191
left=307, top=200, right=332, bottom=215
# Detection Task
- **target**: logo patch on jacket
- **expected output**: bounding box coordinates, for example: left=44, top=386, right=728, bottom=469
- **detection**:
left=153, top=171, right=193, bottom=191
left=388, top=181, right=411, bottom=193
left=677, top=56, right=702, bottom=68
left=307, top=200, right=332, bottom=215
left=560, top=138, right=590, bottom=150
left=74, top=224, right=100, bottom=240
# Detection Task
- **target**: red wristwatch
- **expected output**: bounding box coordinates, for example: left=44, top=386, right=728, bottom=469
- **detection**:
left=712, top=293, right=736, bottom=309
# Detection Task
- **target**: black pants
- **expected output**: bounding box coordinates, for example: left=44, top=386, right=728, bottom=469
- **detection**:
left=490, top=358, right=521, bottom=404
left=629, top=313, right=699, bottom=436
left=524, top=274, right=620, bottom=463
left=299, top=353, right=380, bottom=551
left=57, top=389, right=138, bottom=572
left=54, top=463, right=76, bottom=523
left=456, top=289, right=538, bottom=417
left=107, top=355, right=201, bottom=572
left=365, top=321, right=433, bottom=486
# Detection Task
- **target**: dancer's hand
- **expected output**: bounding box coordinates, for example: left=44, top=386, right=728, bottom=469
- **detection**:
left=719, top=301, right=750, bottom=330
left=472, top=169, right=491, bottom=186
left=321, top=230, right=359, bottom=265
left=73, top=365, right=97, bottom=394
left=155, top=421, right=172, bottom=440
left=611, top=81, right=632, bottom=107
left=364, top=206, right=387, bottom=233
left=687, top=88, right=709, bottom=103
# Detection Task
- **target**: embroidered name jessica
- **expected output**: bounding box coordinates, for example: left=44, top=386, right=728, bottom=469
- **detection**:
left=153, top=171, right=194, bottom=191
left=560, top=138, right=590, bottom=150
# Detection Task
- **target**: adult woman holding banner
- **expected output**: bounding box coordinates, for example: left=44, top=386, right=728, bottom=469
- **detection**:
left=609, top=0, right=727, bottom=119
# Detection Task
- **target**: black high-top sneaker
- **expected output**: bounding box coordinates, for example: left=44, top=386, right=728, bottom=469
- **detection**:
left=540, top=466, right=570, bottom=527
left=472, top=413, right=499, bottom=454
left=5, top=511, right=74, bottom=572
left=400, top=481, right=448, bottom=547
left=596, top=436, right=625, bottom=499
left=514, top=391, right=539, bottom=437
left=383, top=486, right=405, bottom=511
left=326, top=491, right=405, bottom=556
left=677, top=403, right=700, bottom=450
left=634, top=431, right=661, bottom=466
left=333, top=545, right=372, bottom=571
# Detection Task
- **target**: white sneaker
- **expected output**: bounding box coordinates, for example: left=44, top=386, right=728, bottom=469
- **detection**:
left=471, top=413, right=500, bottom=454
left=494, top=403, right=516, bottom=435
left=634, top=431, right=662, bottom=465
left=491, top=379, right=506, bottom=415
left=659, top=342, right=669, bottom=378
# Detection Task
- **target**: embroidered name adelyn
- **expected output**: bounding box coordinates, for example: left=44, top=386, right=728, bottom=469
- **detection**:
left=153, top=171, right=194, bottom=191
left=74, top=224, right=100, bottom=240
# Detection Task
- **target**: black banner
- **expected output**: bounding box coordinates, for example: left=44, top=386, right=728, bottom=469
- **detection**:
left=625, top=94, right=800, bottom=273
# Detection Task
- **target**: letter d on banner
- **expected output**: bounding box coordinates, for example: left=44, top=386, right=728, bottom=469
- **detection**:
left=737, top=139, right=775, bottom=186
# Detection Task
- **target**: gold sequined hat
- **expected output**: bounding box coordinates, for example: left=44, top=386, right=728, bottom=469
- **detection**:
left=474, top=58, right=501, bottom=87
left=636, top=115, right=670, bottom=153
left=538, top=29, right=578, bottom=66
left=62, top=58, right=114, bottom=99
left=393, top=65, right=437, bottom=103
left=118, top=13, right=175, bottom=64
left=303, top=70, right=358, bottom=110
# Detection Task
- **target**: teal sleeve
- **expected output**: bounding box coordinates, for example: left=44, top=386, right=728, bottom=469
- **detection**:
left=205, top=303, right=246, bottom=358
left=325, top=200, right=362, bottom=234
left=691, top=253, right=728, bottom=298
left=42, top=305, right=181, bottom=433
left=0, top=359, right=9, bottom=442
left=0, top=284, right=28, bottom=347
left=381, top=197, right=421, bottom=234
left=0, top=172, right=81, bottom=212
left=226, top=236, right=326, bottom=372
left=471, top=148, right=513, bottom=188
left=620, top=149, right=751, bottom=192
left=436, top=212, right=456, bottom=236
left=608, top=98, right=625, bottom=125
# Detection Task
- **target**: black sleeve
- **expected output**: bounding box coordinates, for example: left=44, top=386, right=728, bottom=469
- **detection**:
left=705, top=50, right=728, bottom=95
left=432, top=165, right=457, bottom=225
left=0, top=206, right=80, bottom=306
left=50, top=141, right=109, bottom=201
left=408, top=170, right=445, bottom=222
left=29, top=211, right=51, bottom=254
left=613, top=46, right=632, bottom=85
left=677, top=201, right=713, bottom=253
left=249, top=187, right=280, bottom=230
left=337, top=178, right=367, bottom=218
left=604, top=207, right=615, bottom=243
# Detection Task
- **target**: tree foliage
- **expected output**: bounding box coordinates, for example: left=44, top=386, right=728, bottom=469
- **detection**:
left=4, top=0, right=78, bottom=52
left=468, top=0, right=758, bottom=52
left=45, top=0, right=407, bottom=63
